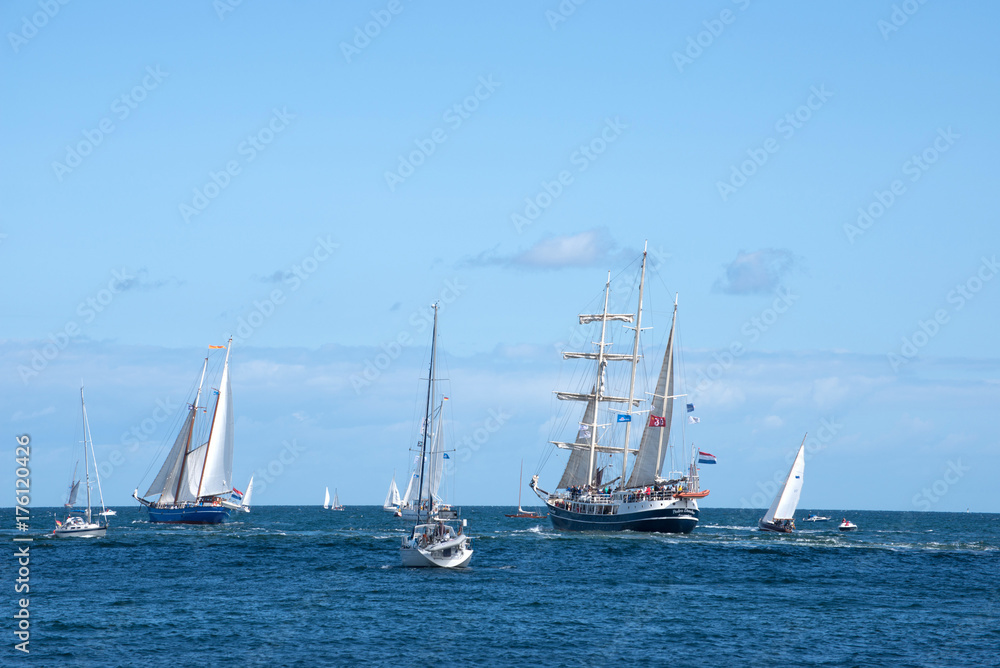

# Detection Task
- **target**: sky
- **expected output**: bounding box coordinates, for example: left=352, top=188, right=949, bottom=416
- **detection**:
left=2, top=1, right=998, bottom=512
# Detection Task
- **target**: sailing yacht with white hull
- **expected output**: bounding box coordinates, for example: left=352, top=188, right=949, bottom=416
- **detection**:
left=758, top=436, right=806, bottom=533
left=54, top=387, right=108, bottom=538
left=133, top=340, right=250, bottom=524
left=400, top=303, right=473, bottom=568
left=530, top=246, right=709, bottom=534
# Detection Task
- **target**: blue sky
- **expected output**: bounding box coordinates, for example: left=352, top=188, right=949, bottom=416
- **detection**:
left=2, top=1, right=998, bottom=511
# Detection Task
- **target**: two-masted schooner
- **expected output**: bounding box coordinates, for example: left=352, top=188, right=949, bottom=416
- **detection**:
left=133, top=339, right=251, bottom=524
left=530, top=246, right=709, bottom=534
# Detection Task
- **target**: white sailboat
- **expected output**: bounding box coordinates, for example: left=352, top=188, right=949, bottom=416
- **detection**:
left=759, top=435, right=807, bottom=533
left=323, top=486, right=330, bottom=509
left=530, top=245, right=709, bottom=533
left=382, top=472, right=401, bottom=513
left=54, top=387, right=108, bottom=538
left=400, top=302, right=473, bottom=568
left=505, top=460, right=545, bottom=518
left=331, top=488, right=344, bottom=511
left=133, top=339, right=251, bottom=524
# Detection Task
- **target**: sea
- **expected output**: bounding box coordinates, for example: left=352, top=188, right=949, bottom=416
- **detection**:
left=5, top=507, right=998, bottom=667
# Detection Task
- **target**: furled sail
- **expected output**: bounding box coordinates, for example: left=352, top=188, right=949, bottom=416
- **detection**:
left=557, top=392, right=598, bottom=489
left=198, top=352, right=235, bottom=498
left=626, top=304, right=677, bottom=488
left=763, top=444, right=806, bottom=523
left=144, top=408, right=195, bottom=503
left=427, top=421, right=444, bottom=502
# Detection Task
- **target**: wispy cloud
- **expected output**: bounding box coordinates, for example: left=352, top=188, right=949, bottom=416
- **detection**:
left=714, top=248, right=797, bottom=295
left=256, top=270, right=294, bottom=284
left=118, top=268, right=182, bottom=292
left=11, top=406, right=55, bottom=421
left=463, top=229, right=630, bottom=270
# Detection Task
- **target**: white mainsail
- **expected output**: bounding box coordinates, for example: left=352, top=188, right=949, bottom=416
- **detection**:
left=626, top=300, right=677, bottom=488
left=323, top=487, right=330, bottom=509
left=198, top=347, right=234, bottom=498
left=384, top=475, right=401, bottom=509
left=762, top=442, right=806, bottom=523
left=241, top=476, right=254, bottom=509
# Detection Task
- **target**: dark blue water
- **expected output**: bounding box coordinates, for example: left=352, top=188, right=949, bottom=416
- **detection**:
left=5, top=507, right=998, bottom=667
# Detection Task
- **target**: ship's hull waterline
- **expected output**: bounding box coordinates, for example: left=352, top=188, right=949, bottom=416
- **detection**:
left=145, top=505, right=233, bottom=524
left=546, top=498, right=699, bottom=534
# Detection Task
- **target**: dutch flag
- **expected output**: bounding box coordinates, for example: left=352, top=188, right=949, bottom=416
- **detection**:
left=698, top=451, right=717, bottom=464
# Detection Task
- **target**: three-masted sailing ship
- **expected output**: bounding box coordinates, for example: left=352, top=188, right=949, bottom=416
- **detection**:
left=133, top=339, right=251, bottom=524
left=530, top=246, right=709, bottom=534
left=400, top=303, right=473, bottom=568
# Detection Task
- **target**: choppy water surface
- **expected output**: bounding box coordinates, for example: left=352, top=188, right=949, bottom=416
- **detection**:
left=5, top=507, right=998, bottom=666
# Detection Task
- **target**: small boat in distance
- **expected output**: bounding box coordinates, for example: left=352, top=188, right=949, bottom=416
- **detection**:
left=330, top=488, right=344, bottom=511
left=758, top=435, right=807, bottom=533
left=323, top=486, right=330, bottom=509
left=54, top=387, right=108, bottom=538
left=505, top=460, right=545, bottom=518
left=802, top=513, right=830, bottom=522
left=382, top=472, right=401, bottom=513
left=100, top=509, right=117, bottom=517
left=838, top=518, right=858, bottom=531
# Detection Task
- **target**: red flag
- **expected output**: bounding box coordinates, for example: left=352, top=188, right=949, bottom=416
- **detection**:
left=648, top=415, right=666, bottom=427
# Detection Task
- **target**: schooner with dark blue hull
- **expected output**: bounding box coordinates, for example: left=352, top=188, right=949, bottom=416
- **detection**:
left=133, top=340, right=251, bottom=524
left=531, top=245, right=710, bottom=535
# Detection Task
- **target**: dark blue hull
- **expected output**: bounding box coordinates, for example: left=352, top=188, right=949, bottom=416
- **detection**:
left=146, top=505, right=232, bottom=524
left=547, top=502, right=698, bottom=534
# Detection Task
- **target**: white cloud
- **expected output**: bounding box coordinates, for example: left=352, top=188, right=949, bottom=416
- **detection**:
left=714, top=248, right=797, bottom=294
left=464, top=229, right=631, bottom=270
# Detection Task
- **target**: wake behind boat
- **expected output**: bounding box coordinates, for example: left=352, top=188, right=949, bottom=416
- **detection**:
left=758, top=436, right=806, bottom=533
left=399, top=303, right=473, bottom=568
left=133, top=340, right=251, bottom=524
left=530, top=245, right=709, bottom=534
left=54, top=387, right=108, bottom=538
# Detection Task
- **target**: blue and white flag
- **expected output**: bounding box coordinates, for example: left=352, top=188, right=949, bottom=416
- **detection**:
left=698, top=451, right=717, bottom=464
left=686, top=403, right=695, bottom=412
left=442, top=453, right=450, bottom=459
left=688, top=416, right=701, bottom=424
left=616, top=414, right=631, bottom=423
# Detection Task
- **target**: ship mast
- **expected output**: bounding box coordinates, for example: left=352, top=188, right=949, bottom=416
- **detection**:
left=81, top=387, right=92, bottom=524
left=174, top=356, right=208, bottom=504
left=587, top=275, right=613, bottom=488
left=415, top=303, right=439, bottom=524
left=197, top=339, right=232, bottom=499
left=620, top=245, right=648, bottom=488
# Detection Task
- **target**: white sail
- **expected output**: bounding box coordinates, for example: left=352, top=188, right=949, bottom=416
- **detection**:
left=556, top=392, right=598, bottom=489
left=145, top=408, right=195, bottom=503
left=67, top=480, right=80, bottom=507
left=763, top=443, right=806, bottom=523
left=323, top=487, right=330, bottom=509
left=241, top=476, right=254, bottom=508
left=626, top=303, right=677, bottom=489
left=384, top=476, right=401, bottom=508
left=426, top=403, right=446, bottom=502
left=198, top=348, right=235, bottom=498
left=179, top=443, right=208, bottom=503
left=333, top=489, right=340, bottom=507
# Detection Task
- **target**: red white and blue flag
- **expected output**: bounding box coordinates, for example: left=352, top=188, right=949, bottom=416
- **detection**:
left=230, top=488, right=244, bottom=501
left=698, top=451, right=717, bottom=464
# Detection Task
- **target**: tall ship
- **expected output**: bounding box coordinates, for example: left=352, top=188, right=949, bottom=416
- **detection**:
left=530, top=246, right=709, bottom=534
left=133, top=339, right=251, bottom=523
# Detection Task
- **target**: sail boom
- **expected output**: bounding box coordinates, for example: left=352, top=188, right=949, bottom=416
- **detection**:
left=551, top=441, right=637, bottom=454
left=562, top=352, right=635, bottom=361
left=579, top=314, right=634, bottom=324
left=555, top=392, right=640, bottom=405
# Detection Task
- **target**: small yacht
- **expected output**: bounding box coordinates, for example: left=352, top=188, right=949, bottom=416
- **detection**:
left=838, top=518, right=858, bottom=531
left=802, top=513, right=830, bottom=522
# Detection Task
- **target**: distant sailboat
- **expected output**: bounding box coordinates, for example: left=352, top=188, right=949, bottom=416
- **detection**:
left=133, top=340, right=250, bottom=524
left=505, top=461, right=545, bottom=518
left=383, top=472, right=401, bottom=513
left=64, top=461, right=80, bottom=508
left=54, top=387, right=108, bottom=538
left=400, top=303, right=473, bottom=568
left=331, top=488, right=344, bottom=511
left=759, top=435, right=807, bottom=533
left=323, top=486, right=330, bottom=509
